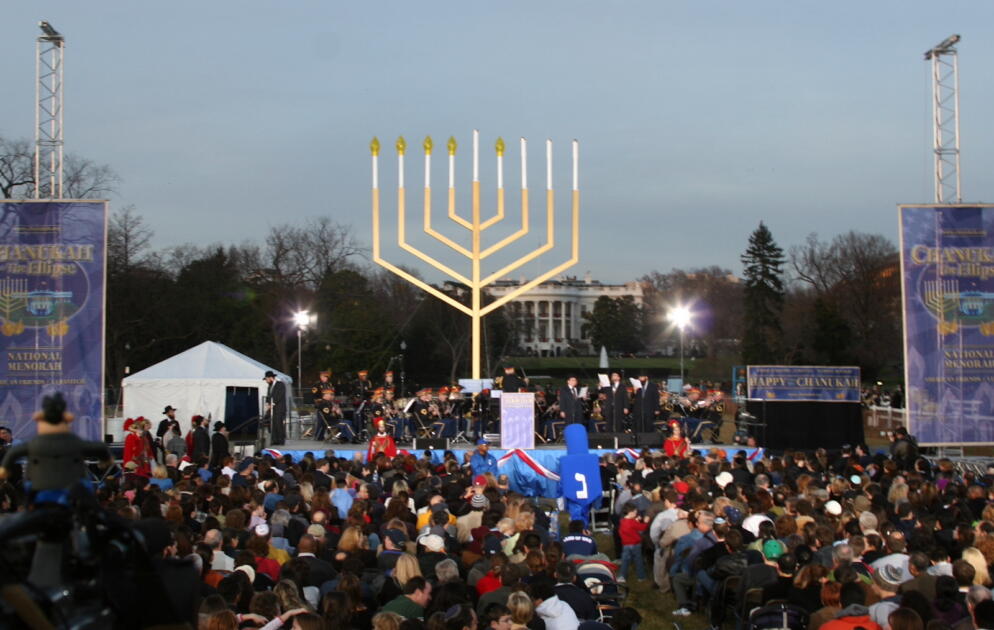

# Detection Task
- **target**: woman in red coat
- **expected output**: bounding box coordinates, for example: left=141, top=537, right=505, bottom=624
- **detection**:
left=122, top=418, right=151, bottom=477
left=664, top=420, right=691, bottom=459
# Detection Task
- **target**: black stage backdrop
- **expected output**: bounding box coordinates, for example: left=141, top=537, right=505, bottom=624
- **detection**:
left=745, top=401, right=864, bottom=451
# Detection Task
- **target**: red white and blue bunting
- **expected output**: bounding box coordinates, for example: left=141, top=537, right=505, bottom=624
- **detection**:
left=497, top=448, right=561, bottom=481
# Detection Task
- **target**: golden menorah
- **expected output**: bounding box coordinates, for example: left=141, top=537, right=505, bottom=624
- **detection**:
left=370, top=130, right=579, bottom=379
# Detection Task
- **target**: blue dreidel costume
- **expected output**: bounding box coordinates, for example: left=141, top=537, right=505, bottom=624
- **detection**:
left=560, top=424, right=603, bottom=525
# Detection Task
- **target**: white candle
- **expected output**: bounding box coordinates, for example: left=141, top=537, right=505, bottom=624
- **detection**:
left=449, top=153, right=455, bottom=189
left=425, top=153, right=431, bottom=189
left=398, top=154, right=404, bottom=189
left=497, top=153, right=503, bottom=189
left=520, top=138, right=527, bottom=190
left=372, top=155, right=378, bottom=189
left=546, top=139, right=552, bottom=190
left=473, top=129, right=479, bottom=182
left=572, top=140, right=578, bottom=191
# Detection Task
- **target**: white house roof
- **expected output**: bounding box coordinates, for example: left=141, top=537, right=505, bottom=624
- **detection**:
left=122, top=341, right=291, bottom=383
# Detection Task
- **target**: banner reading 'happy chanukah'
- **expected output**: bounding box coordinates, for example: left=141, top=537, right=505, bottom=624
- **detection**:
left=900, top=204, right=994, bottom=445
left=0, top=201, right=107, bottom=440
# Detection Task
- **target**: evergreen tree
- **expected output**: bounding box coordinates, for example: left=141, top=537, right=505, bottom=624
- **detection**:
left=740, top=222, right=785, bottom=363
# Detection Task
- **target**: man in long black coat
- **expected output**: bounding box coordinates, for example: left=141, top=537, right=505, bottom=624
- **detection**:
left=264, top=370, right=288, bottom=446
left=191, top=416, right=211, bottom=463
left=631, top=373, right=661, bottom=433
left=600, top=370, right=630, bottom=433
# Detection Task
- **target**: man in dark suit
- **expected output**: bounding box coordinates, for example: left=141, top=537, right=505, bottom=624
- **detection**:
left=631, top=373, right=661, bottom=434
left=287, top=534, right=337, bottom=588
left=555, top=376, right=586, bottom=435
left=191, top=415, right=211, bottom=463
left=500, top=365, right=526, bottom=393
left=600, top=370, right=630, bottom=433
left=264, top=370, right=288, bottom=446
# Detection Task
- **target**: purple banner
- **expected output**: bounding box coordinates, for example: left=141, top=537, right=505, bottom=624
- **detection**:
left=0, top=201, right=107, bottom=441
left=500, top=392, right=535, bottom=450
left=900, top=205, right=994, bottom=444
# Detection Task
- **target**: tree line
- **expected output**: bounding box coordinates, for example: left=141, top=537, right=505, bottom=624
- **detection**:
left=1, top=132, right=903, bottom=387
left=582, top=222, right=901, bottom=380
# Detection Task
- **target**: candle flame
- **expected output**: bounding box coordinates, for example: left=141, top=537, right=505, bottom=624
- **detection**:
left=447, top=136, right=457, bottom=156
left=495, top=137, right=505, bottom=157
left=370, top=137, right=380, bottom=156
left=423, top=136, right=433, bottom=155
left=395, top=136, right=407, bottom=155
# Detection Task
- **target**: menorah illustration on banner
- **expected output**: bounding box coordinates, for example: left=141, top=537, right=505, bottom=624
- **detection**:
left=370, top=130, right=579, bottom=379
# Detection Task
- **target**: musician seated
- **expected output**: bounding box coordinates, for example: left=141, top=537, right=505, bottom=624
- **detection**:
left=430, top=387, right=458, bottom=439
left=334, top=415, right=358, bottom=443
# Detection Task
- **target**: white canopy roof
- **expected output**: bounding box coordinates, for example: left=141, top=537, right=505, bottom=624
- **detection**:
left=122, top=341, right=291, bottom=434
left=123, top=340, right=291, bottom=384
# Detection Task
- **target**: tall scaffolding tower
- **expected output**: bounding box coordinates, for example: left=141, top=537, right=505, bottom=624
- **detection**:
left=34, top=21, right=64, bottom=199
left=924, top=34, right=962, bottom=204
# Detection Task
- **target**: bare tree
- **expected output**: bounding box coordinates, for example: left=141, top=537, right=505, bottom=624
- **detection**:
left=107, top=205, right=156, bottom=274
left=0, top=132, right=117, bottom=199
left=789, top=231, right=901, bottom=376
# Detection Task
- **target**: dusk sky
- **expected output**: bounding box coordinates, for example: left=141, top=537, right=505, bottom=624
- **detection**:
left=3, top=2, right=994, bottom=284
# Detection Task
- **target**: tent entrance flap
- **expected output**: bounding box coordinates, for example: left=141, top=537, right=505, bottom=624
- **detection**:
left=225, top=386, right=260, bottom=439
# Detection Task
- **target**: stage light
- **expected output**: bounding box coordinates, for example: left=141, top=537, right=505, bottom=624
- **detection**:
left=38, top=21, right=62, bottom=39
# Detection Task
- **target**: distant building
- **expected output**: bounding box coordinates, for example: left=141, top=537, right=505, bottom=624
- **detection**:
left=488, top=273, right=643, bottom=357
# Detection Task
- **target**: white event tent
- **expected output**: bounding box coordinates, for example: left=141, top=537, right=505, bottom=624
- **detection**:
left=121, top=341, right=292, bottom=436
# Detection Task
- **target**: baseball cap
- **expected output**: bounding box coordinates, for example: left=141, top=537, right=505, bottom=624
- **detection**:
left=418, top=533, right=446, bottom=551
left=763, top=539, right=785, bottom=560
left=473, top=475, right=488, bottom=487
left=385, top=528, right=408, bottom=547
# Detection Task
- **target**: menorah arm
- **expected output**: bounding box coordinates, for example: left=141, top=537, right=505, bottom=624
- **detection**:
left=479, top=187, right=506, bottom=230
left=480, top=188, right=556, bottom=285
left=424, top=187, right=473, bottom=259
left=372, top=257, right=473, bottom=316
left=480, top=189, right=529, bottom=260
left=480, top=190, right=579, bottom=316
left=448, top=187, right=473, bottom=230
left=396, top=188, right=473, bottom=286
left=374, top=187, right=473, bottom=312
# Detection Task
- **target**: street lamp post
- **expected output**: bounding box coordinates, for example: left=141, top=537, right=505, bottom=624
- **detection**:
left=668, top=306, right=692, bottom=386
left=293, top=311, right=314, bottom=404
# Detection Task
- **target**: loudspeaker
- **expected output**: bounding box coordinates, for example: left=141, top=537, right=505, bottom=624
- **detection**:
left=414, top=438, right=448, bottom=450
left=589, top=435, right=617, bottom=450
left=637, top=432, right=664, bottom=449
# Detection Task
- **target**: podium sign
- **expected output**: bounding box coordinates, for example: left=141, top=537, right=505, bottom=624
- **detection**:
left=500, top=392, right=534, bottom=450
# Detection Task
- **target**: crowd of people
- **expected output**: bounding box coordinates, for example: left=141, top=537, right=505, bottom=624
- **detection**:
left=6, top=385, right=994, bottom=630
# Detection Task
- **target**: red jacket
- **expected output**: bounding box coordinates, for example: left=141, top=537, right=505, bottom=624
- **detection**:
left=619, top=516, right=648, bottom=546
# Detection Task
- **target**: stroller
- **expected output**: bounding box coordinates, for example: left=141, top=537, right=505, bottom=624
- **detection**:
left=575, top=560, right=626, bottom=623
left=746, top=603, right=808, bottom=630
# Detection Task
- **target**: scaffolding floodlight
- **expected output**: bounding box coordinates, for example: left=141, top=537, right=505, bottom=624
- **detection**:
left=34, top=21, right=64, bottom=199
left=926, top=34, right=961, bottom=203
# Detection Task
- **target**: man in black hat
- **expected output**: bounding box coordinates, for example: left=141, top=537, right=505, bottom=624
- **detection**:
left=209, top=421, right=229, bottom=469
left=631, top=372, right=661, bottom=434
left=264, top=370, right=287, bottom=446
left=156, top=406, right=178, bottom=463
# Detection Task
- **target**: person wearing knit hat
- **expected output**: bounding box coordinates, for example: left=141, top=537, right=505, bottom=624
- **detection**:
left=470, top=494, right=489, bottom=511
